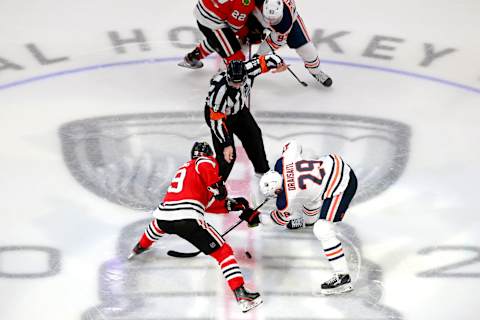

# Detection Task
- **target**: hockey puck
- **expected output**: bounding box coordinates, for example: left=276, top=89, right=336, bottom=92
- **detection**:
left=245, top=251, right=252, bottom=259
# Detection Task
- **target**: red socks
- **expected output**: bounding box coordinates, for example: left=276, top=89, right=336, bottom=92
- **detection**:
left=210, top=243, right=245, bottom=290
left=139, top=219, right=165, bottom=249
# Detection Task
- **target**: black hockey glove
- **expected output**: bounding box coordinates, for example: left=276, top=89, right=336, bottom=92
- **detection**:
left=226, top=197, right=250, bottom=212
left=239, top=208, right=261, bottom=227
left=264, top=53, right=284, bottom=69
left=245, top=15, right=266, bottom=44
left=208, top=181, right=227, bottom=200
left=246, top=29, right=264, bottom=44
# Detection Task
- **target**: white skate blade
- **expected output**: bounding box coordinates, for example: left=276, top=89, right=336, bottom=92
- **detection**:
left=177, top=60, right=203, bottom=69
left=127, top=247, right=151, bottom=260
left=319, top=283, right=354, bottom=296
left=240, top=297, right=263, bottom=313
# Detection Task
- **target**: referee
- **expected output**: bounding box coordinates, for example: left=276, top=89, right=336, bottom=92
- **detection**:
left=204, top=54, right=286, bottom=182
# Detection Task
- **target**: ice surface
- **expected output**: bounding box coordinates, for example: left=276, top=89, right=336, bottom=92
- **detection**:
left=1, top=1, right=480, bottom=319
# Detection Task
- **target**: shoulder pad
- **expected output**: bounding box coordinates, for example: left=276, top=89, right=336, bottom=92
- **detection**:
left=195, top=156, right=217, bottom=167
left=272, top=5, right=293, bottom=34
left=274, top=157, right=284, bottom=174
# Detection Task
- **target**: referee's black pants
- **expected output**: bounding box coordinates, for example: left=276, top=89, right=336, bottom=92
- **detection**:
left=204, top=106, right=270, bottom=181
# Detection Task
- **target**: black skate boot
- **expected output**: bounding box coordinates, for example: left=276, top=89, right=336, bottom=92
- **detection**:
left=233, top=286, right=263, bottom=313
left=312, top=71, right=333, bottom=87
left=178, top=47, right=204, bottom=69
left=127, top=242, right=150, bottom=260
left=320, top=273, right=353, bottom=295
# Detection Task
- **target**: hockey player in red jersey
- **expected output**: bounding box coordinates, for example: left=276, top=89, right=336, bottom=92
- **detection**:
left=178, top=0, right=257, bottom=69
left=259, top=141, right=358, bottom=295
left=253, top=0, right=333, bottom=87
left=128, top=141, right=263, bottom=313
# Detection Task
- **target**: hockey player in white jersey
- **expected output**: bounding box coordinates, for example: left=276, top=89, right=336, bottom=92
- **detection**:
left=253, top=0, right=333, bottom=87
left=259, top=141, right=358, bottom=295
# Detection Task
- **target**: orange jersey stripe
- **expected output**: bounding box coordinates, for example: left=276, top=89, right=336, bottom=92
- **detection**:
left=327, top=193, right=342, bottom=221
left=297, top=16, right=311, bottom=42
left=325, top=155, right=341, bottom=197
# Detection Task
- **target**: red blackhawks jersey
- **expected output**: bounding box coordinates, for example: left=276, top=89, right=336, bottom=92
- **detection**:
left=153, top=156, right=227, bottom=221
left=194, top=0, right=255, bottom=34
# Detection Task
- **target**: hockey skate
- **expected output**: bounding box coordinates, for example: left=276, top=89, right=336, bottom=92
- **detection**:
left=234, top=286, right=263, bottom=313
left=319, top=273, right=353, bottom=295
left=178, top=47, right=204, bottom=69
left=312, top=71, right=333, bottom=87
left=127, top=242, right=150, bottom=260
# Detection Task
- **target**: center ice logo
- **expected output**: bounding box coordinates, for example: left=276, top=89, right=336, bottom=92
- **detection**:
left=59, top=111, right=410, bottom=210
left=59, top=111, right=410, bottom=319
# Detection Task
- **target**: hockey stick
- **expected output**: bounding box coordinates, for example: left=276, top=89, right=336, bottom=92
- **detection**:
left=266, top=43, right=308, bottom=87
left=167, top=197, right=270, bottom=258
left=285, top=65, right=308, bottom=87
left=247, top=39, right=253, bottom=109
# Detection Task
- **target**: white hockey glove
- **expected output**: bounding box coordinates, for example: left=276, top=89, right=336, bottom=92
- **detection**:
left=286, top=217, right=305, bottom=230
left=264, top=53, right=284, bottom=69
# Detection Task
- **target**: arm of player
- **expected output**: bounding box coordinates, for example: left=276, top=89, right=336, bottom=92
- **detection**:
left=262, top=209, right=290, bottom=227
left=257, top=31, right=288, bottom=54
left=260, top=208, right=305, bottom=229
left=195, top=157, right=228, bottom=202
left=206, top=196, right=250, bottom=215
left=256, top=4, right=294, bottom=55
left=267, top=183, right=303, bottom=228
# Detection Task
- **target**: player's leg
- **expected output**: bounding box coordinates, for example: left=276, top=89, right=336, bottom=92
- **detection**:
left=172, top=218, right=263, bottom=313
left=204, top=106, right=236, bottom=180
left=233, top=108, right=270, bottom=205
left=128, top=216, right=167, bottom=259
left=314, top=170, right=358, bottom=294
left=178, top=22, right=216, bottom=69
left=287, top=16, right=333, bottom=87
left=179, top=23, right=246, bottom=69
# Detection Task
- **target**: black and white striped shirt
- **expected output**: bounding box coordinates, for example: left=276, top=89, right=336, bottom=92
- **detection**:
left=206, top=58, right=265, bottom=146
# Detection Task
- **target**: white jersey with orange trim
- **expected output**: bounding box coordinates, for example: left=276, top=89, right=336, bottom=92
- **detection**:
left=274, top=154, right=351, bottom=218
left=254, top=0, right=299, bottom=51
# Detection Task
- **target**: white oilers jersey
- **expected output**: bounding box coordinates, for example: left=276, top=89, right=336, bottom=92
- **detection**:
left=254, top=0, right=299, bottom=53
left=276, top=154, right=351, bottom=216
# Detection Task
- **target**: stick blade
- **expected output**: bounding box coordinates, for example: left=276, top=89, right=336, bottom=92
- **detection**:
left=167, top=250, right=201, bottom=258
